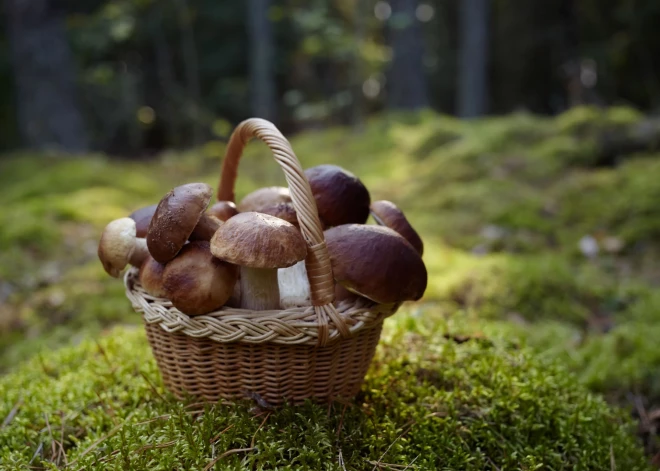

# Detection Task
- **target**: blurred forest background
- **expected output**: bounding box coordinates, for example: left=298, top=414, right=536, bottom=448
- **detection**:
left=4, top=0, right=660, bottom=155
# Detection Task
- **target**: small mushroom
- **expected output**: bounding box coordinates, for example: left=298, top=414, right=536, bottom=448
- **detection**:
left=324, top=224, right=427, bottom=304
left=370, top=200, right=424, bottom=255
left=147, top=182, right=219, bottom=264
left=98, top=217, right=150, bottom=278
left=189, top=214, right=222, bottom=241
left=304, top=164, right=371, bottom=227
left=162, top=241, right=238, bottom=316
left=208, top=201, right=238, bottom=221
left=259, top=202, right=300, bottom=229
left=138, top=255, right=167, bottom=298
left=237, top=186, right=291, bottom=212
left=129, top=204, right=158, bottom=238
left=278, top=260, right=310, bottom=308
left=210, top=212, right=307, bottom=310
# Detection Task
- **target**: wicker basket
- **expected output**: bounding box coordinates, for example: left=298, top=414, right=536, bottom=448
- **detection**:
left=124, top=118, right=400, bottom=405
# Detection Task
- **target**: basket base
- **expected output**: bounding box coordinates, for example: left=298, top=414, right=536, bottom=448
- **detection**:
left=145, top=320, right=383, bottom=406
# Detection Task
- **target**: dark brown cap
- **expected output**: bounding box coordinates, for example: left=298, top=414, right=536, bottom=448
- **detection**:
left=210, top=212, right=307, bottom=268
left=238, top=186, right=291, bottom=212
left=129, top=204, right=158, bottom=238
left=304, top=165, right=370, bottom=227
left=370, top=200, right=424, bottom=255
left=162, top=241, right=238, bottom=316
left=324, top=224, right=427, bottom=304
left=138, top=255, right=167, bottom=298
left=258, top=202, right=299, bottom=229
left=208, top=201, right=238, bottom=221
left=147, top=183, right=213, bottom=264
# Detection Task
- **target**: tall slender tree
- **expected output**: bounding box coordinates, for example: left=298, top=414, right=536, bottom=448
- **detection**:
left=386, top=0, right=429, bottom=110
left=5, top=0, right=89, bottom=152
left=458, top=0, right=490, bottom=117
left=247, top=0, right=276, bottom=121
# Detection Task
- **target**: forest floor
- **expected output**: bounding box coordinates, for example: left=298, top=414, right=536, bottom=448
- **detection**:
left=2, top=106, right=660, bottom=469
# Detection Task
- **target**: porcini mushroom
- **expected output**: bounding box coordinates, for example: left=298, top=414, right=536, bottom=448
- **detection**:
left=370, top=200, right=424, bottom=255
left=162, top=241, right=238, bottom=316
left=304, top=164, right=371, bottom=227
left=210, top=212, right=307, bottom=310
left=129, top=204, right=158, bottom=238
left=98, top=217, right=150, bottom=278
left=237, top=186, right=291, bottom=212
left=147, top=182, right=219, bottom=264
left=259, top=202, right=300, bottom=229
left=324, top=224, right=427, bottom=304
left=138, top=255, right=167, bottom=298
left=208, top=201, right=238, bottom=221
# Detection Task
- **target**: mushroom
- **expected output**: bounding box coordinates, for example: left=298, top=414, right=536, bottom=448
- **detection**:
left=147, top=182, right=219, bottom=264
left=278, top=260, right=311, bottom=309
left=189, top=214, right=222, bottom=241
left=138, top=255, right=167, bottom=298
left=208, top=201, right=238, bottom=221
left=323, top=224, right=427, bottom=304
left=98, top=217, right=150, bottom=278
left=237, top=186, right=291, bottom=212
left=162, top=241, right=238, bottom=316
left=129, top=204, right=158, bottom=238
left=259, top=202, right=300, bottom=229
left=304, top=164, right=371, bottom=227
left=210, top=212, right=307, bottom=310
left=370, top=200, right=424, bottom=255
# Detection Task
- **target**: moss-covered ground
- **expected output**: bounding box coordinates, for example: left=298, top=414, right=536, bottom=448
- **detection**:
left=1, top=106, right=660, bottom=468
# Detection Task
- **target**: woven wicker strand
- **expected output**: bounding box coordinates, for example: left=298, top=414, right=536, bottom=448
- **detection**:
left=124, top=118, right=401, bottom=404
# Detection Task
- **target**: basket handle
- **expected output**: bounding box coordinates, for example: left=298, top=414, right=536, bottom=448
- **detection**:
left=217, top=118, right=350, bottom=346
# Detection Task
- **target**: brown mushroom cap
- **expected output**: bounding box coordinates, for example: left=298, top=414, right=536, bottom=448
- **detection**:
left=147, top=183, right=213, bottom=264
left=208, top=201, right=238, bottom=221
left=238, top=186, right=291, bottom=212
left=98, top=217, right=146, bottom=278
left=162, top=241, right=238, bottom=316
left=258, top=202, right=299, bottom=229
left=304, top=164, right=371, bottom=227
left=324, top=224, right=427, bottom=304
left=139, top=255, right=167, bottom=298
left=370, top=200, right=424, bottom=255
left=210, top=212, right=307, bottom=269
left=129, top=204, right=158, bottom=238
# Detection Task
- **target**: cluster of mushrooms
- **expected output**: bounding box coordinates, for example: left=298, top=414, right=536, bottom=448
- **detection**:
left=97, top=164, right=427, bottom=316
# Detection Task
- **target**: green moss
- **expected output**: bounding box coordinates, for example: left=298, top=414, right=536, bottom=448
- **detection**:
left=0, top=313, right=650, bottom=470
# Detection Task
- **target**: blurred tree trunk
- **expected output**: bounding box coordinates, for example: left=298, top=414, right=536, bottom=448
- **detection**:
left=349, top=0, right=366, bottom=131
left=5, top=0, right=89, bottom=152
left=386, top=0, right=429, bottom=110
left=458, top=0, right=490, bottom=117
left=247, top=0, right=276, bottom=121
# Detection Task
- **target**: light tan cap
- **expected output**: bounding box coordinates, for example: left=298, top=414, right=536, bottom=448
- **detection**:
left=258, top=202, right=299, bottom=229
left=210, top=212, right=307, bottom=269
left=370, top=200, right=424, bottom=255
left=98, top=217, right=137, bottom=278
left=147, top=182, right=213, bottom=263
left=324, top=224, right=427, bottom=304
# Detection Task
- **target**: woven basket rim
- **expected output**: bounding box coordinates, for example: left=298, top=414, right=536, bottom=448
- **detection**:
left=125, top=268, right=399, bottom=347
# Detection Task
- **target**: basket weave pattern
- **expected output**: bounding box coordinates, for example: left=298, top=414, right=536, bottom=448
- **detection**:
left=124, top=118, right=400, bottom=405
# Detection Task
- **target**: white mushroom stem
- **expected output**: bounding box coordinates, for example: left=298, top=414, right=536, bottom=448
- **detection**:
left=239, top=267, right=280, bottom=310
left=278, top=260, right=311, bottom=309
